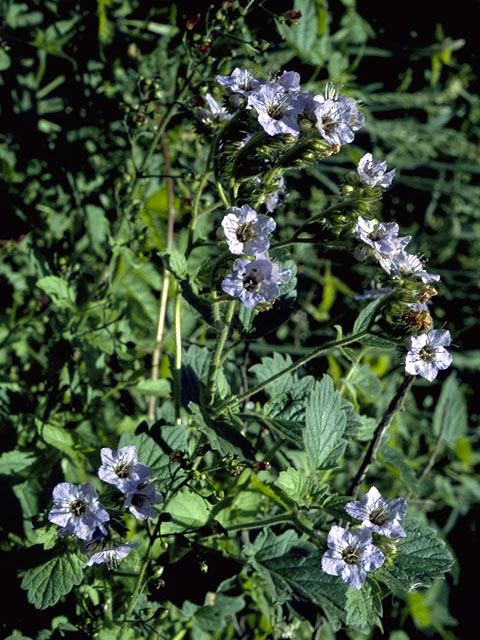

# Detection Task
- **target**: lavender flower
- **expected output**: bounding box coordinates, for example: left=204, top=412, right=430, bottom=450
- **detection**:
left=405, top=329, right=453, bottom=381
left=197, top=94, right=231, bottom=125
left=247, top=83, right=304, bottom=137
left=82, top=540, right=136, bottom=568
left=313, top=99, right=356, bottom=145
left=278, top=70, right=301, bottom=92
left=222, top=205, right=276, bottom=256
left=216, top=67, right=260, bottom=96
left=354, top=216, right=410, bottom=259
left=124, top=481, right=164, bottom=520
left=221, top=254, right=291, bottom=309
left=48, top=482, right=110, bottom=541
left=253, top=176, right=285, bottom=213
left=345, top=487, right=407, bottom=538
left=321, top=526, right=385, bottom=589
left=98, top=446, right=152, bottom=495
left=381, top=251, right=440, bottom=284
left=357, top=153, right=395, bottom=189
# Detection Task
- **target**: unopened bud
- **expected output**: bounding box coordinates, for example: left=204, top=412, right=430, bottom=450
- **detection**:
left=186, top=13, right=201, bottom=30
left=299, top=118, right=313, bottom=132
left=198, top=42, right=211, bottom=54
left=285, top=10, right=302, bottom=21
left=228, top=93, right=246, bottom=108
left=253, top=461, right=271, bottom=472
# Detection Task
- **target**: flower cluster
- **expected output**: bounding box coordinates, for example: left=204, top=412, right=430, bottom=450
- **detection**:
left=215, top=69, right=364, bottom=148
left=350, top=154, right=452, bottom=381
left=322, top=487, right=407, bottom=588
left=220, top=203, right=291, bottom=309
left=48, top=446, right=163, bottom=567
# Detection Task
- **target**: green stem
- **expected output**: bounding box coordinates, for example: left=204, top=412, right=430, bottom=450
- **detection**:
left=216, top=180, right=230, bottom=208
left=186, top=170, right=212, bottom=256
left=117, top=557, right=150, bottom=640
left=173, top=283, right=182, bottom=423
left=207, top=299, right=237, bottom=404
left=213, top=330, right=371, bottom=415
left=225, top=512, right=323, bottom=544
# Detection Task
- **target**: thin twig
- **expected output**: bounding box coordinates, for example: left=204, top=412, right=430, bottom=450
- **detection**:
left=349, top=374, right=415, bottom=498
left=148, top=133, right=176, bottom=420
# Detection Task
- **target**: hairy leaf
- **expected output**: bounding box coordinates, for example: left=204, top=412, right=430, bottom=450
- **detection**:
left=21, top=553, right=84, bottom=609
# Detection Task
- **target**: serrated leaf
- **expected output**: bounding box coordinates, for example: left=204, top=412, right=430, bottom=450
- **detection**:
left=304, top=375, right=346, bottom=471
left=433, top=373, right=468, bottom=448
left=36, top=419, right=76, bottom=456
left=190, top=403, right=255, bottom=461
left=378, top=517, right=454, bottom=592
left=162, top=487, right=211, bottom=533
left=195, top=593, right=246, bottom=632
left=348, top=364, right=383, bottom=403
left=21, top=553, right=84, bottom=609
left=0, top=450, right=36, bottom=475
left=250, top=352, right=293, bottom=397
left=277, top=0, right=318, bottom=62
left=275, top=468, right=327, bottom=507
left=161, top=249, right=187, bottom=279
left=380, top=445, right=419, bottom=493
left=352, top=298, right=385, bottom=334
left=37, top=276, right=76, bottom=310
left=251, top=530, right=347, bottom=631
left=345, top=583, right=379, bottom=631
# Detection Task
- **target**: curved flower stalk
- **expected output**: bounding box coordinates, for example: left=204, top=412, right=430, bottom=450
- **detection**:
left=345, top=486, right=407, bottom=538
left=221, top=204, right=276, bottom=256
left=221, top=254, right=291, bottom=308
left=321, top=526, right=385, bottom=588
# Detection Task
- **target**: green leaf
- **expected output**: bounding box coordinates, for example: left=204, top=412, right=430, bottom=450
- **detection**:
left=345, top=583, right=381, bottom=631
left=348, top=364, right=383, bottom=403
left=277, top=0, right=318, bottom=61
left=378, top=518, right=454, bottom=593
left=190, top=403, right=255, bottom=460
left=194, top=593, right=246, bottom=632
left=162, top=249, right=187, bottom=280
left=250, top=530, right=347, bottom=631
left=352, top=298, right=385, bottom=334
left=304, top=375, right=347, bottom=471
left=433, top=373, right=468, bottom=448
left=85, top=204, right=109, bottom=257
left=379, top=445, right=419, bottom=493
left=36, top=419, right=76, bottom=456
left=0, top=450, right=36, bottom=475
left=275, top=468, right=327, bottom=507
left=162, top=487, right=211, bottom=534
left=250, top=352, right=294, bottom=397
left=133, top=378, right=171, bottom=397
left=21, top=553, right=84, bottom=609
left=37, top=276, right=76, bottom=310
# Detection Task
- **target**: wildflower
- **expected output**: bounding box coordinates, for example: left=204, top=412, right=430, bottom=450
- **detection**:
left=124, top=481, right=164, bottom=520
left=405, top=329, right=453, bottom=381
left=247, top=83, right=304, bottom=137
left=221, top=254, right=291, bottom=309
left=345, top=486, right=407, bottom=538
left=321, top=526, right=385, bottom=589
left=265, top=176, right=285, bottom=213
left=221, top=204, right=276, bottom=256
left=357, top=153, right=395, bottom=189
left=82, top=540, right=136, bottom=568
left=355, top=287, right=393, bottom=301
left=98, top=446, right=153, bottom=494
left=354, top=216, right=410, bottom=259
left=48, top=482, right=110, bottom=541
left=381, top=251, right=440, bottom=283
left=197, top=93, right=231, bottom=125
left=277, top=70, right=301, bottom=92
left=216, top=67, right=260, bottom=96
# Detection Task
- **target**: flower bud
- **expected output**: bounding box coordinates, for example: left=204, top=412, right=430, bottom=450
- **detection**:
left=186, top=13, right=201, bottom=30
left=228, top=93, right=246, bottom=108
left=299, top=118, right=313, bottom=132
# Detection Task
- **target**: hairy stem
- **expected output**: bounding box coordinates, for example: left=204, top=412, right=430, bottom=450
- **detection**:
left=173, top=282, right=182, bottom=424
left=207, top=299, right=237, bottom=404
left=349, top=374, right=415, bottom=498
left=148, top=133, right=176, bottom=420
left=213, top=330, right=371, bottom=415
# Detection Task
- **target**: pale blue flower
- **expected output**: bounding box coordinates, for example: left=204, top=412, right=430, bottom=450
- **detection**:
left=247, top=83, right=304, bottom=137
left=357, top=153, right=395, bottom=189
left=354, top=216, right=410, bottom=259
left=381, top=251, right=440, bottom=284
left=345, top=486, right=407, bottom=538
left=82, top=540, right=136, bottom=567
left=405, top=329, right=452, bottom=381
left=221, top=254, right=291, bottom=308
left=222, top=204, right=276, bottom=256
left=124, top=481, right=164, bottom=520
left=321, top=525, right=385, bottom=589
left=48, top=482, right=110, bottom=541
left=98, top=446, right=153, bottom=495
left=197, top=93, right=231, bottom=125
left=278, top=70, right=301, bottom=92
left=216, top=67, right=260, bottom=95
